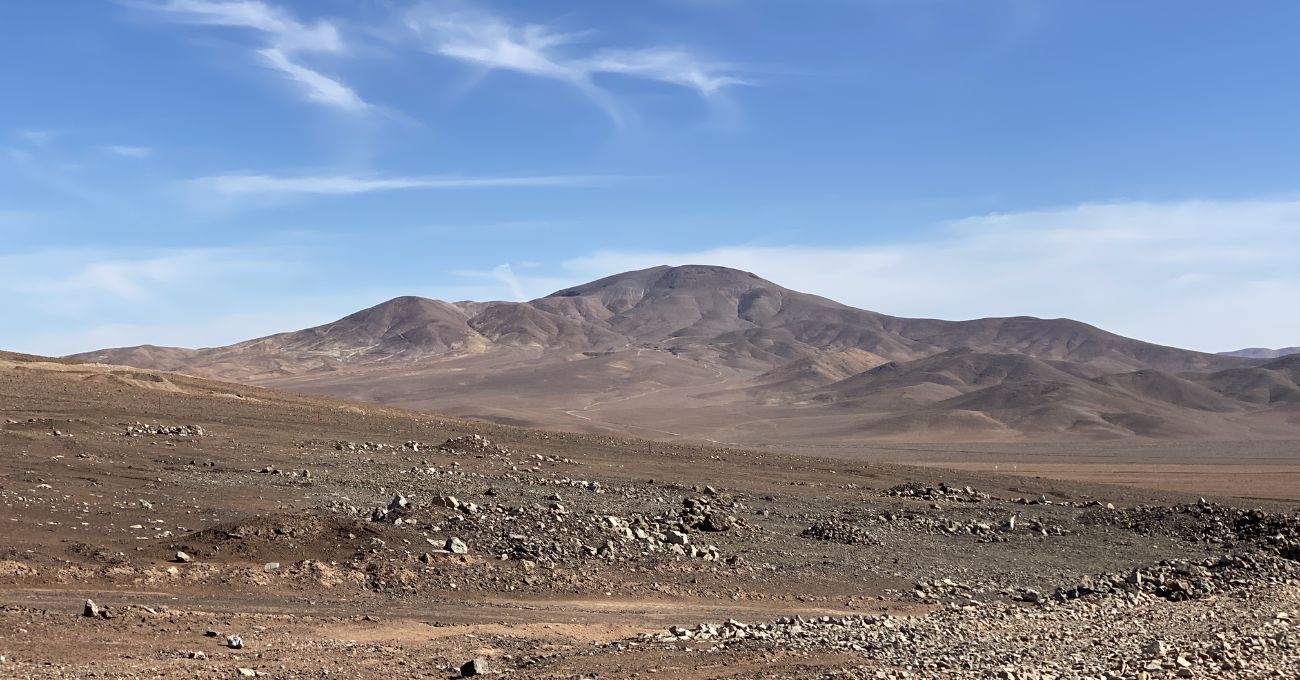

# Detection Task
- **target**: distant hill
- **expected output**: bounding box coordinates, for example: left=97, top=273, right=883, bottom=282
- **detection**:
left=69, top=264, right=1297, bottom=444
left=1220, top=346, right=1300, bottom=360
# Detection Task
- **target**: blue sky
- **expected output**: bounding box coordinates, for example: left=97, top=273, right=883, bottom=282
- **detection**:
left=3, top=1, right=1300, bottom=355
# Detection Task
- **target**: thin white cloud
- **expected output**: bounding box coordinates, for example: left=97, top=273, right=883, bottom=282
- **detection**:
left=491, top=263, right=527, bottom=301
left=9, top=248, right=274, bottom=300
left=190, top=172, right=611, bottom=196
left=404, top=2, right=747, bottom=117
left=0, top=243, right=407, bottom=355
left=104, top=144, right=154, bottom=158
left=583, top=48, right=750, bottom=94
left=416, top=9, right=579, bottom=80
left=257, top=47, right=368, bottom=112
left=2, top=146, right=122, bottom=207
left=550, top=198, right=1300, bottom=352
left=16, top=129, right=60, bottom=146
left=135, top=0, right=368, bottom=112
left=151, top=0, right=342, bottom=51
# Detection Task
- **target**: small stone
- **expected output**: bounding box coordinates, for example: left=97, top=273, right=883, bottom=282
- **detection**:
left=226, top=634, right=244, bottom=649
left=1142, top=640, right=1169, bottom=659
left=446, top=537, right=469, bottom=554
left=702, top=513, right=736, bottom=532
left=82, top=599, right=100, bottom=617
left=189, top=651, right=207, bottom=660
left=263, top=562, right=280, bottom=572
left=460, top=658, right=489, bottom=676
left=237, top=668, right=257, bottom=677
left=174, top=551, right=192, bottom=563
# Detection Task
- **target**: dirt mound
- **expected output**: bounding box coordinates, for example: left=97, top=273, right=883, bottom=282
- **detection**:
left=168, top=512, right=382, bottom=563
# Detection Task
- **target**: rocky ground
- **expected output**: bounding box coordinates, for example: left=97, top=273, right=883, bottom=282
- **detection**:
left=0, top=355, right=1298, bottom=678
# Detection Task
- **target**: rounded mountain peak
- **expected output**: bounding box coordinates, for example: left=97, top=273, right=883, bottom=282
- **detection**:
left=547, top=265, right=779, bottom=302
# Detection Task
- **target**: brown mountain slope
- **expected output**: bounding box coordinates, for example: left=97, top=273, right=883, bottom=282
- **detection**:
left=791, top=350, right=1244, bottom=439
left=1189, top=355, right=1300, bottom=406
left=810, top=350, right=1094, bottom=406
left=67, top=264, right=1289, bottom=443
left=747, top=348, right=889, bottom=394
left=71, top=344, right=200, bottom=371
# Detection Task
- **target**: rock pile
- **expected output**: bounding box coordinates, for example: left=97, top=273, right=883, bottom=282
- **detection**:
left=885, top=481, right=990, bottom=503
left=873, top=510, right=1068, bottom=541
left=800, top=519, right=882, bottom=546
left=1091, top=502, right=1300, bottom=559
left=1049, top=552, right=1300, bottom=604
left=439, top=434, right=512, bottom=455
left=639, top=579, right=1300, bottom=678
left=311, top=440, right=393, bottom=452
left=676, top=495, right=742, bottom=533
left=123, top=423, right=206, bottom=437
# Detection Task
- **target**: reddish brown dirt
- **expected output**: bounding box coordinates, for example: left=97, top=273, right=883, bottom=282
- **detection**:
left=2, top=356, right=1298, bottom=678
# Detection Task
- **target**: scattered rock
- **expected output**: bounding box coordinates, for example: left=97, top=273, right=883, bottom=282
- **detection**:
left=460, top=658, right=489, bottom=676
left=124, top=423, right=206, bottom=437
left=801, top=520, right=881, bottom=546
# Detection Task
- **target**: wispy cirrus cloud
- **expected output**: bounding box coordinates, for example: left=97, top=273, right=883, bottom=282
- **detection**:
left=8, top=247, right=279, bottom=300
left=255, top=46, right=368, bottom=112
left=103, top=144, right=153, bottom=158
left=132, top=0, right=369, bottom=112
left=490, top=263, right=527, bottom=301
left=0, top=245, right=389, bottom=355
left=582, top=48, right=749, bottom=95
left=404, top=2, right=748, bottom=119
left=189, top=172, right=613, bottom=196
left=16, top=129, right=61, bottom=146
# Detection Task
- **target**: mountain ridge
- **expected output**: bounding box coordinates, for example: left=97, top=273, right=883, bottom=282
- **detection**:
left=1221, top=346, right=1300, bottom=360
left=68, top=264, right=1290, bottom=443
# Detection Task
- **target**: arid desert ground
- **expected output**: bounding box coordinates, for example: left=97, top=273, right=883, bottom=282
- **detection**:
left=2, top=352, right=1298, bottom=678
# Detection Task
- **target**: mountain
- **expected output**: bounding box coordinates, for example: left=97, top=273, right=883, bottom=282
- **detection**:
left=70, top=264, right=1295, bottom=443
left=1220, top=346, right=1300, bottom=359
